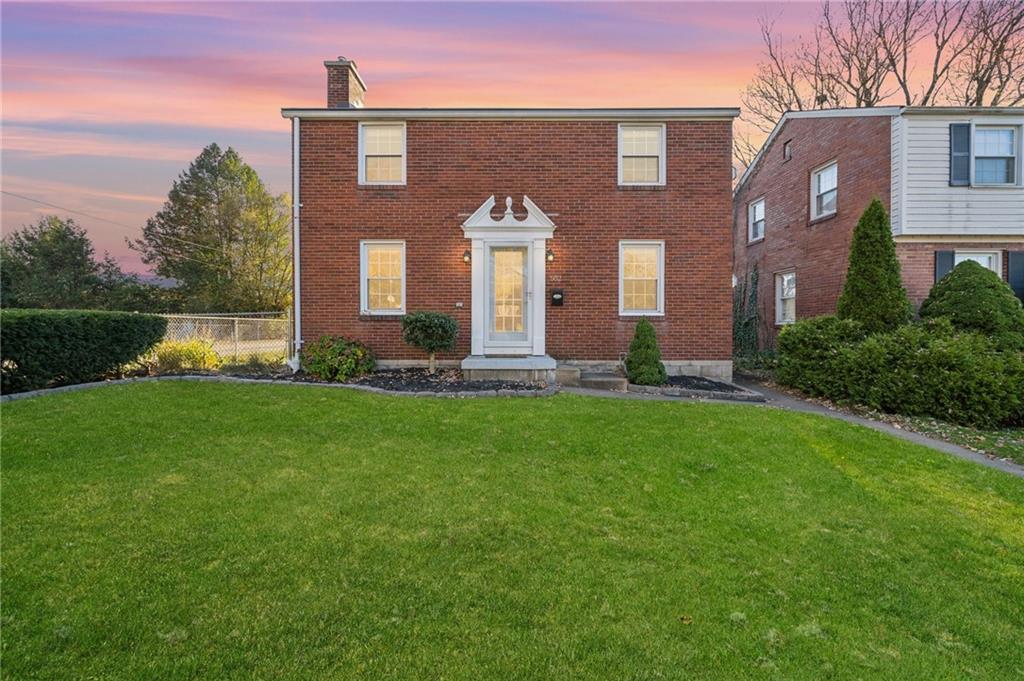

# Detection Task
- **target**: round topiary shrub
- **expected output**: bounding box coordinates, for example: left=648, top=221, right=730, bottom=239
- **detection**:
left=401, top=312, right=459, bottom=374
left=300, top=335, right=375, bottom=382
left=625, top=318, right=667, bottom=386
left=919, top=260, right=1024, bottom=351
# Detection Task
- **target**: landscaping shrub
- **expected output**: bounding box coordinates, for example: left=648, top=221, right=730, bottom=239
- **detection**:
left=625, top=319, right=667, bottom=386
left=840, top=320, right=1023, bottom=428
left=836, top=198, right=911, bottom=334
left=401, top=312, right=458, bottom=373
left=0, top=308, right=166, bottom=393
left=919, top=260, right=1024, bottom=351
left=301, top=335, right=375, bottom=382
left=220, top=352, right=287, bottom=376
left=149, top=339, right=221, bottom=373
left=775, top=316, right=866, bottom=397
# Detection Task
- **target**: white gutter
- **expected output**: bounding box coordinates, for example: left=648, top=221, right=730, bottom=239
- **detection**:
left=288, top=117, right=302, bottom=371
left=281, top=107, right=740, bottom=121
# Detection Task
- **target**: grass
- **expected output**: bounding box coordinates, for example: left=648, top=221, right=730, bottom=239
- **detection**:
left=880, top=415, right=1024, bottom=465
left=3, top=382, right=1024, bottom=680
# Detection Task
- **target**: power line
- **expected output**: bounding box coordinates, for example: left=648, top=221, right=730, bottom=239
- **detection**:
left=2, top=189, right=218, bottom=252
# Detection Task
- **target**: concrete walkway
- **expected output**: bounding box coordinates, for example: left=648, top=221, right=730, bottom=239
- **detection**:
left=564, top=382, right=1024, bottom=479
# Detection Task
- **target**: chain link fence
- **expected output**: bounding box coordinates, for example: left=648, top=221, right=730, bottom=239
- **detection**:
left=161, top=313, right=290, bottom=363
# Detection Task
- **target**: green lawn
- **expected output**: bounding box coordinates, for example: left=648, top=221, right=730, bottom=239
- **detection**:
left=3, top=383, right=1023, bottom=680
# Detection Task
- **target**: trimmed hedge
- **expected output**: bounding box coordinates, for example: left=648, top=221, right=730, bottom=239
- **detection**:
left=300, top=335, right=375, bottom=382
left=919, top=260, right=1024, bottom=351
left=775, top=316, right=866, bottom=397
left=1, top=308, right=167, bottom=393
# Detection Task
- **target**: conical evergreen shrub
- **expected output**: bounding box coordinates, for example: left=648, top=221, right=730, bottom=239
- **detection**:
left=920, top=260, right=1024, bottom=351
left=836, top=198, right=911, bottom=334
left=625, top=318, right=667, bottom=385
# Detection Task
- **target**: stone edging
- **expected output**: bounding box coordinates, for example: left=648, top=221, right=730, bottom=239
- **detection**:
left=1, top=374, right=559, bottom=403
left=626, top=382, right=766, bottom=403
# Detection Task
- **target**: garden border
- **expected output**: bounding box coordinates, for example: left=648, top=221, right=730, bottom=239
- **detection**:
left=626, top=382, right=766, bottom=403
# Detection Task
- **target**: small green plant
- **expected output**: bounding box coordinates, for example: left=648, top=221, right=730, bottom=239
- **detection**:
left=836, top=198, right=911, bottom=334
left=625, top=318, right=667, bottom=386
left=150, top=339, right=222, bottom=373
left=220, top=352, right=287, bottom=376
left=919, top=260, right=1024, bottom=351
left=301, top=335, right=375, bottom=382
left=733, top=265, right=759, bottom=357
left=401, top=312, right=459, bottom=374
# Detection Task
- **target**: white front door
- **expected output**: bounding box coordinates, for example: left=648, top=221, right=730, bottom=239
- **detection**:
left=487, top=246, right=529, bottom=350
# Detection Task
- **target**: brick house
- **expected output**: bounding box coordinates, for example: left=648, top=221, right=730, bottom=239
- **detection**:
left=733, top=107, right=1024, bottom=348
left=283, top=58, right=739, bottom=380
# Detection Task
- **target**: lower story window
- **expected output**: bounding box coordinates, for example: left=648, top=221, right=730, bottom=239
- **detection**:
left=955, top=250, right=1002, bottom=277
left=775, top=271, right=796, bottom=325
left=619, top=241, right=665, bottom=315
left=360, top=241, right=405, bottom=314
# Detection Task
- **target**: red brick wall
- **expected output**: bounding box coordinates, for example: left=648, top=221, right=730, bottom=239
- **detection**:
left=732, top=115, right=892, bottom=347
left=298, top=118, right=734, bottom=362
left=897, top=241, right=1021, bottom=305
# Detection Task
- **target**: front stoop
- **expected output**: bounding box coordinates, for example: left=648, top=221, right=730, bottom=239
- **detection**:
left=578, top=372, right=629, bottom=392
left=461, top=355, right=556, bottom=383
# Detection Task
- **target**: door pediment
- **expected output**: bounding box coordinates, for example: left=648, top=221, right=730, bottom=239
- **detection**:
left=462, top=196, right=555, bottom=239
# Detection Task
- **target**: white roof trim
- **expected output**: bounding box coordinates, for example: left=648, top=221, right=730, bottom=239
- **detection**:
left=462, top=196, right=556, bottom=236
left=282, top=107, right=740, bottom=121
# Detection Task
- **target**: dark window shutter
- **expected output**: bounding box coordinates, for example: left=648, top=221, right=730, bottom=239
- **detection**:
left=949, top=123, right=970, bottom=186
left=935, top=250, right=955, bottom=282
left=1008, top=251, right=1024, bottom=303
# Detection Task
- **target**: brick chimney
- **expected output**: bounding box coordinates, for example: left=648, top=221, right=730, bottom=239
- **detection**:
left=325, top=56, right=366, bottom=109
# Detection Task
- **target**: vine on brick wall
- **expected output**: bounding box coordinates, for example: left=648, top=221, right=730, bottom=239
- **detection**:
left=733, top=264, right=759, bottom=358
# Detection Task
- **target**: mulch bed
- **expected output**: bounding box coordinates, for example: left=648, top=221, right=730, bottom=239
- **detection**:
left=665, top=375, right=745, bottom=394
left=350, top=368, right=543, bottom=393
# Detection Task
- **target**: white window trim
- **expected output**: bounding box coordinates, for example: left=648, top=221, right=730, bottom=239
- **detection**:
left=618, top=240, right=665, bottom=316
left=775, top=270, right=796, bottom=326
left=360, top=240, right=406, bottom=315
left=970, top=123, right=1021, bottom=188
left=748, top=197, right=765, bottom=243
left=617, top=123, right=667, bottom=187
left=358, top=122, right=407, bottom=186
left=954, top=250, right=1003, bottom=279
left=810, top=160, right=838, bottom=220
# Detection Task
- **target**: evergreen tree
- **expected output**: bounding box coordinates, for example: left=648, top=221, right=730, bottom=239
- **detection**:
left=836, top=198, right=911, bottom=334
left=625, top=318, right=667, bottom=386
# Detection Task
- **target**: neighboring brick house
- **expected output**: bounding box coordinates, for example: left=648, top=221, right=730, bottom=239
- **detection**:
left=283, top=58, right=740, bottom=380
left=733, top=107, right=1024, bottom=348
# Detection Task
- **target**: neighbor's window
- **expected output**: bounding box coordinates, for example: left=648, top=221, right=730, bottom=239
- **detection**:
left=619, top=241, right=664, bottom=315
left=618, top=124, right=666, bottom=186
left=974, top=127, right=1016, bottom=185
left=775, top=271, right=796, bottom=325
left=955, top=250, right=1002, bottom=277
left=360, top=241, right=405, bottom=314
left=811, top=161, right=838, bottom=219
left=748, top=197, right=765, bottom=242
left=359, top=122, right=406, bottom=185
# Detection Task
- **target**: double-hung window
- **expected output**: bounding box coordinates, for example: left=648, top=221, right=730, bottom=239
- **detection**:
left=360, top=241, right=405, bottom=314
left=810, top=161, right=837, bottom=219
left=618, top=124, right=666, bottom=186
left=748, top=198, right=765, bottom=242
left=974, top=127, right=1016, bottom=185
left=619, top=241, right=664, bottom=315
left=775, top=271, right=796, bottom=325
left=358, top=122, right=406, bottom=185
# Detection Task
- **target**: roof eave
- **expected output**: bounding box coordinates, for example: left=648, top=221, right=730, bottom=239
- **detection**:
left=280, top=107, right=741, bottom=121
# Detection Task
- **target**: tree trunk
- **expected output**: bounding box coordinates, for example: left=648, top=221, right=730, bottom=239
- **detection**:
left=428, top=352, right=436, bottom=374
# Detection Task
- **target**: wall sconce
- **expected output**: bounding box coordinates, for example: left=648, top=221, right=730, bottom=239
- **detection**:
left=546, top=249, right=555, bottom=263
left=462, top=250, right=472, bottom=264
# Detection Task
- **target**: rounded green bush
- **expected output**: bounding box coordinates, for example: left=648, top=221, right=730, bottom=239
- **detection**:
left=0, top=309, right=167, bottom=393
left=151, top=339, right=222, bottom=373
left=775, top=315, right=866, bottom=398
left=625, top=319, right=667, bottom=386
left=401, top=312, right=458, bottom=373
left=919, top=260, right=1024, bottom=351
left=300, top=335, right=375, bottom=382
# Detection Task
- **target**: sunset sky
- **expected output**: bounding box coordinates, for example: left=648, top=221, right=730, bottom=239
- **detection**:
left=1, top=1, right=815, bottom=272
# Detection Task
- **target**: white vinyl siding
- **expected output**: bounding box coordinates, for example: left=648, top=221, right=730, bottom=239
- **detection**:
left=360, top=241, right=405, bottom=314
left=748, top=198, right=765, bottom=242
left=775, top=271, right=796, bottom=325
left=895, top=114, right=1024, bottom=236
left=810, top=162, right=838, bottom=219
left=619, top=241, right=665, bottom=315
left=618, top=124, right=666, bottom=186
left=358, top=122, right=406, bottom=185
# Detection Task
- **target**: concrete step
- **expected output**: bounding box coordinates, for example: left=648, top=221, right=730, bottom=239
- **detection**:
left=579, top=372, right=628, bottom=392
left=555, top=366, right=581, bottom=387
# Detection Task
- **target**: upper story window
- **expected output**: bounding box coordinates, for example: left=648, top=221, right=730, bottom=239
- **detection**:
left=618, top=124, right=666, bottom=186
left=358, top=122, right=406, bottom=185
left=619, top=240, right=664, bottom=315
left=810, top=161, right=838, bottom=219
left=748, top=198, right=765, bottom=243
left=360, top=240, right=405, bottom=314
left=950, top=122, right=1021, bottom=187
left=974, top=127, right=1016, bottom=185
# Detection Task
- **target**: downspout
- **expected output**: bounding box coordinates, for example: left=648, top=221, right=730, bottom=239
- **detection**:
left=288, top=116, right=303, bottom=371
